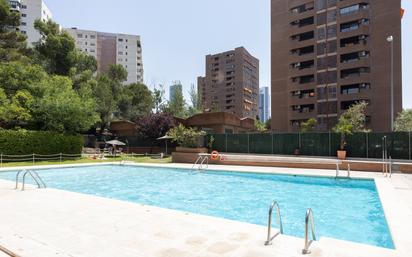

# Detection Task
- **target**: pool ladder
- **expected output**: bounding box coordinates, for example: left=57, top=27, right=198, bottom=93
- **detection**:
left=264, top=201, right=317, bottom=255
left=302, top=208, right=316, bottom=254
left=191, top=155, right=209, bottom=172
left=15, top=170, right=46, bottom=191
left=265, top=201, right=283, bottom=245
left=335, top=164, right=351, bottom=178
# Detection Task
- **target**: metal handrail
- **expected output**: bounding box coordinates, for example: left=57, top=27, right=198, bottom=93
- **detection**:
left=302, top=208, right=316, bottom=254
left=336, top=164, right=350, bottom=179
left=30, top=170, right=47, bottom=188
left=264, top=201, right=283, bottom=245
left=15, top=169, right=25, bottom=189
left=21, top=170, right=42, bottom=191
left=200, top=156, right=209, bottom=170
left=15, top=170, right=47, bottom=191
left=192, top=156, right=203, bottom=170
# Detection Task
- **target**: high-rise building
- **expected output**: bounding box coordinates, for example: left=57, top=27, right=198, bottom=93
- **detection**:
left=259, top=87, right=270, bottom=122
left=169, top=82, right=183, bottom=102
left=65, top=28, right=144, bottom=84
left=271, top=0, right=402, bottom=132
left=198, top=47, right=259, bottom=119
left=8, top=0, right=52, bottom=46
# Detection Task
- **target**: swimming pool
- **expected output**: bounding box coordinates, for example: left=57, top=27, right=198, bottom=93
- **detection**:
left=0, top=165, right=394, bottom=249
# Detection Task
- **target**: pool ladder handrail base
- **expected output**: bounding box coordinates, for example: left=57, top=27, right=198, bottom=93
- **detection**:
left=264, top=200, right=283, bottom=245
left=302, top=208, right=316, bottom=254
left=15, top=169, right=47, bottom=191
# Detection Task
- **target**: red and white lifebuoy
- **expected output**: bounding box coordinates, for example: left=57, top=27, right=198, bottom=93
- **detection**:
left=210, top=151, right=219, bottom=160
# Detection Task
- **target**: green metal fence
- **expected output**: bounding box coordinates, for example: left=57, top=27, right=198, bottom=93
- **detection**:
left=207, top=132, right=412, bottom=160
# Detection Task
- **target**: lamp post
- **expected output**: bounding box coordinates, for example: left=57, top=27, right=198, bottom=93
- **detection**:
left=386, top=35, right=394, bottom=131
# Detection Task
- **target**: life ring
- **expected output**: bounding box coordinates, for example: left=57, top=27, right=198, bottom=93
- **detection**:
left=210, top=151, right=219, bottom=160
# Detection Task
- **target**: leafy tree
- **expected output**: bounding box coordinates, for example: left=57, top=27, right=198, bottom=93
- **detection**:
left=0, top=62, right=46, bottom=127
left=169, top=82, right=187, bottom=118
left=187, top=83, right=202, bottom=117
left=29, top=76, right=99, bottom=133
left=300, top=118, right=318, bottom=133
left=168, top=124, right=206, bottom=148
left=118, top=83, right=154, bottom=120
left=136, top=113, right=175, bottom=143
left=333, top=101, right=368, bottom=150
left=34, top=20, right=78, bottom=76
left=265, top=118, right=272, bottom=130
left=255, top=120, right=267, bottom=132
left=92, top=65, right=128, bottom=131
left=107, top=63, right=128, bottom=82
left=0, top=0, right=28, bottom=62
left=394, top=109, right=412, bottom=132
left=153, top=84, right=167, bottom=113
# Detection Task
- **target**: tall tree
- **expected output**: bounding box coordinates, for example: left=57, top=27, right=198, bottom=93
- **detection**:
left=30, top=76, right=99, bottom=133
left=187, top=84, right=201, bottom=117
left=0, top=0, right=28, bottom=62
left=153, top=84, right=167, bottom=113
left=118, top=83, right=154, bottom=120
left=92, top=65, right=128, bottom=131
left=34, top=20, right=77, bottom=75
left=395, top=109, right=412, bottom=132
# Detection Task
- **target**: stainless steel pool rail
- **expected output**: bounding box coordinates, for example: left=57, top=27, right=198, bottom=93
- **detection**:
left=302, top=208, right=316, bottom=254
left=15, top=170, right=46, bottom=191
left=264, top=200, right=283, bottom=245
left=192, top=154, right=209, bottom=171
left=335, top=164, right=350, bottom=178
left=382, top=136, right=393, bottom=177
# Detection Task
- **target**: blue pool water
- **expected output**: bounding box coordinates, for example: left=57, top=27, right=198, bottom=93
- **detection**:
left=0, top=165, right=394, bottom=248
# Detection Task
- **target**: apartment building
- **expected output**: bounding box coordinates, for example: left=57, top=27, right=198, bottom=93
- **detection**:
left=259, top=87, right=270, bottom=122
left=271, top=0, right=402, bottom=132
left=198, top=47, right=259, bottom=119
left=65, top=28, right=144, bottom=84
left=8, top=0, right=52, bottom=46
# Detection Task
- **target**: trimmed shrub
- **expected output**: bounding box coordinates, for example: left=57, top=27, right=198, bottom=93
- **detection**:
left=0, top=130, right=83, bottom=155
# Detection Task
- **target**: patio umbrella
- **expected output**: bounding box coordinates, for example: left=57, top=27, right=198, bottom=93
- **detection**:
left=157, top=135, right=173, bottom=155
left=105, top=140, right=126, bottom=157
left=106, top=140, right=126, bottom=146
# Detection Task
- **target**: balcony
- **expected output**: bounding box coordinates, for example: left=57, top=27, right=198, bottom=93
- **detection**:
left=290, top=31, right=315, bottom=42
left=340, top=19, right=370, bottom=33
left=291, top=74, right=315, bottom=85
left=340, top=51, right=369, bottom=64
left=8, top=0, right=21, bottom=12
left=290, top=45, right=315, bottom=58
left=340, top=67, right=370, bottom=79
left=340, top=35, right=369, bottom=52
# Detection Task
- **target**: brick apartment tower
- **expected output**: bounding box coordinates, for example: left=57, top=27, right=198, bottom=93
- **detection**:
left=198, top=47, right=259, bottom=119
left=271, top=0, right=402, bottom=132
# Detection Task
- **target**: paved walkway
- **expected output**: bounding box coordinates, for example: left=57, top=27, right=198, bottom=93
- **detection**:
left=0, top=163, right=410, bottom=257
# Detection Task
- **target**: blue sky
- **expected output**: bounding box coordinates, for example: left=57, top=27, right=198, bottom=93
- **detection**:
left=46, top=0, right=411, bottom=109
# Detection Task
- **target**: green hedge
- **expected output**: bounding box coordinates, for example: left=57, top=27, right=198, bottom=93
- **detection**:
left=0, top=130, right=83, bottom=155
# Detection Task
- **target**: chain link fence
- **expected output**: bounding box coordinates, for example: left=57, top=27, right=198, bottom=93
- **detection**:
left=207, top=132, right=412, bottom=160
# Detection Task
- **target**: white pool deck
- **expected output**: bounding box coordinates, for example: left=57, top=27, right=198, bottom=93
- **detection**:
left=0, top=162, right=411, bottom=257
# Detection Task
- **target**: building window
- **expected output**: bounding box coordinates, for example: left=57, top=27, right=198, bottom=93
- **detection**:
left=340, top=4, right=369, bottom=16
left=21, top=22, right=26, bottom=26
left=77, top=34, right=83, bottom=38
left=90, top=35, right=96, bottom=39
left=21, top=13, right=27, bottom=17
left=118, top=38, right=123, bottom=42
left=340, top=19, right=369, bottom=33
left=21, top=5, right=27, bottom=9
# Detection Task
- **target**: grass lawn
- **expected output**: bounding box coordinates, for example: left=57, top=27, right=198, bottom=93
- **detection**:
left=0, top=156, right=172, bottom=168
